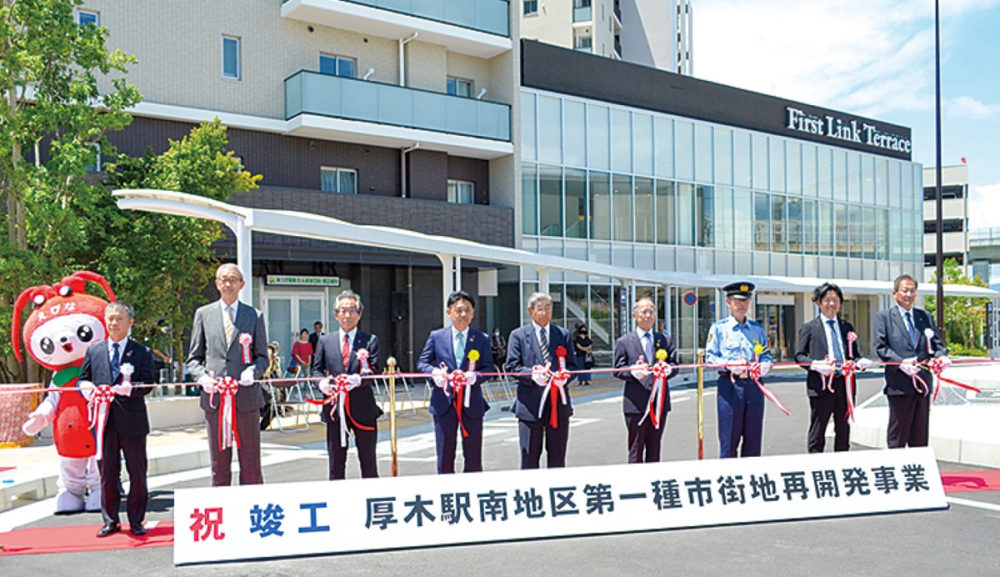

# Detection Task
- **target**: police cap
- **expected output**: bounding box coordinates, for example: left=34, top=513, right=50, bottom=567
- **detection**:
left=723, top=281, right=755, bottom=300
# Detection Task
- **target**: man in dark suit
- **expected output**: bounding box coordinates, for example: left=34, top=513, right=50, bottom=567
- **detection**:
left=506, top=292, right=577, bottom=469
left=794, top=283, right=873, bottom=453
left=311, top=290, right=382, bottom=479
left=418, top=291, right=494, bottom=474
left=79, top=301, right=156, bottom=538
left=613, top=297, right=678, bottom=463
left=186, top=263, right=269, bottom=486
left=873, top=274, right=949, bottom=448
left=309, top=321, right=323, bottom=351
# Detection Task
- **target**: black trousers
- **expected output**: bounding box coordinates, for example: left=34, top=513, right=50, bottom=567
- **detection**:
left=325, top=416, right=379, bottom=480
left=518, top=413, right=570, bottom=469
left=205, top=408, right=263, bottom=486
left=807, top=377, right=853, bottom=453
left=98, top=416, right=148, bottom=528
left=625, top=412, right=667, bottom=463
left=886, top=394, right=930, bottom=448
left=433, top=409, right=483, bottom=474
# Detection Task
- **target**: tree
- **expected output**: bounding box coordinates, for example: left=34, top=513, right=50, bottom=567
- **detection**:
left=0, top=0, right=140, bottom=381
left=925, top=258, right=989, bottom=356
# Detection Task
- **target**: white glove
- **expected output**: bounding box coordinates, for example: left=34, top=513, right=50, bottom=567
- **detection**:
left=856, top=358, right=873, bottom=371
left=939, top=356, right=953, bottom=370
left=198, top=374, right=217, bottom=394
left=112, top=382, right=132, bottom=396
left=78, top=380, right=96, bottom=401
left=809, top=361, right=834, bottom=376
left=318, top=377, right=333, bottom=396
left=531, top=365, right=548, bottom=386
left=464, top=371, right=477, bottom=386
left=346, top=374, right=362, bottom=390
left=630, top=358, right=650, bottom=381
left=239, top=366, right=255, bottom=386
left=551, top=371, right=570, bottom=388
left=431, top=367, right=447, bottom=388
left=900, top=358, right=920, bottom=376
left=22, top=411, right=47, bottom=436
left=727, top=359, right=748, bottom=376
left=759, top=361, right=773, bottom=377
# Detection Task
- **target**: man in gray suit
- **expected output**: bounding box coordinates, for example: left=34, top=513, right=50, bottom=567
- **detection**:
left=186, top=263, right=269, bottom=486
left=873, top=274, right=950, bottom=448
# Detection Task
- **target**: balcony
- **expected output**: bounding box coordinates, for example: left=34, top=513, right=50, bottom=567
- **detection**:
left=281, top=0, right=512, bottom=59
left=573, top=5, right=592, bottom=22
left=285, top=71, right=512, bottom=159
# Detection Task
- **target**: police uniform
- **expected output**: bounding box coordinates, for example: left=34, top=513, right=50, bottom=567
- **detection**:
left=705, top=282, right=774, bottom=458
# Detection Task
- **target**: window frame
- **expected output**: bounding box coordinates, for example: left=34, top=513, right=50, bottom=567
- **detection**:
left=320, top=167, right=358, bottom=195
left=319, top=54, right=358, bottom=78
left=222, top=35, right=241, bottom=81
left=447, top=179, right=475, bottom=205
left=76, top=8, right=99, bottom=26
left=446, top=76, right=474, bottom=99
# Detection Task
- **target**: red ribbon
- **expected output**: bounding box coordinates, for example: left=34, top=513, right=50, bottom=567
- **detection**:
left=307, top=374, right=375, bottom=447
left=841, top=360, right=857, bottom=422
left=748, top=361, right=791, bottom=416
left=637, top=361, right=670, bottom=429
left=448, top=370, right=470, bottom=438
left=87, top=385, right=116, bottom=461
left=215, top=377, right=241, bottom=450
left=927, top=357, right=982, bottom=401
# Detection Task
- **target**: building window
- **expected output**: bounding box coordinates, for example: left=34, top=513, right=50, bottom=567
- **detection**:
left=321, top=167, right=357, bottom=194
left=222, top=36, right=240, bottom=80
left=448, top=180, right=475, bottom=204
left=320, top=54, right=357, bottom=78
left=77, top=9, right=99, bottom=26
left=523, top=0, right=538, bottom=16
left=84, top=144, right=102, bottom=173
left=447, top=77, right=473, bottom=98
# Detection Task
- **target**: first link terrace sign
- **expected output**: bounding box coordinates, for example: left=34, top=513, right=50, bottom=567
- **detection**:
left=174, top=448, right=946, bottom=565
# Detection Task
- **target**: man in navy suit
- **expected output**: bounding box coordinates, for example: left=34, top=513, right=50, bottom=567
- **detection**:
left=613, top=297, right=678, bottom=463
left=79, top=301, right=156, bottom=538
left=418, top=291, right=494, bottom=474
left=873, top=274, right=949, bottom=448
left=311, top=290, right=382, bottom=479
left=506, top=292, right=577, bottom=469
left=186, top=264, right=269, bottom=487
left=794, top=282, right=874, bottom=453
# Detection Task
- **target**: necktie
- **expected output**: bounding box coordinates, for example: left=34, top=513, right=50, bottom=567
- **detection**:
left=455, top=332, right=465, bottom=365
left=904, top=311, right=918, bottom=348
left=111, top=342, right=121, bottom=376
left=341, top=334, right=351, bottom=368
left=539, top=327, right=551, bottom=363
left=827, top=320, right=844, bottom=363
left=642, top=332, right=653, bottom=362
left=223, top=304, right=236, bottom=344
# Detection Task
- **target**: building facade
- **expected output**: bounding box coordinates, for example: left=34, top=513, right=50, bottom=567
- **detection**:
left=923, top=165, right=970, bottom=278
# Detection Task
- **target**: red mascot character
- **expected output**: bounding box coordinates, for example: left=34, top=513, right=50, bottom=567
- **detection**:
left=14, top=271, right=116, bottom=514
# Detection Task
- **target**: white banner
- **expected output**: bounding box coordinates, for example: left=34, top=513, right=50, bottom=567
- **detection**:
left=174, top=448, right=946, bottom=565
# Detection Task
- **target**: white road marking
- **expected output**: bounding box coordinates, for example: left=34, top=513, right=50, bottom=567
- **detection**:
left=946, top=496, right=1000, bottom=513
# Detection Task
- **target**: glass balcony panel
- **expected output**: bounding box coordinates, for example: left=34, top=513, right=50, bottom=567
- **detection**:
left=319, top=0, right=510, bottom=37
left=574, top=6, right=592, bottom=21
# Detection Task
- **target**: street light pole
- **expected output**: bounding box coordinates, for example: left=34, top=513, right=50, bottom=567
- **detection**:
left=934, top=0, right=945, bottom=332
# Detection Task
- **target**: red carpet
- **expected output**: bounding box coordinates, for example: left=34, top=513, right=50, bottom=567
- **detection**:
left=0, top=521, right=173, bottom=556
left=0, top=467, right=14, bottom=473
left=941, top=470, right=1000, bottom=494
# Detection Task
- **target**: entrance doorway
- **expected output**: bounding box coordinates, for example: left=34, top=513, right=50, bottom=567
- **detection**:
left=755, top=303, right=796, bottom=361
left=265, top=294, right=325, bottom=370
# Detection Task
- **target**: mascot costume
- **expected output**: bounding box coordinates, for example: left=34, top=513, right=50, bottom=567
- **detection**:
left=14, top=271, right=116, bottom=513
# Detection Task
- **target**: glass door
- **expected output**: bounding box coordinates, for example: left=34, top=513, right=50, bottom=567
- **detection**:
left=754, top=303, right=796, bottom=361
left=266, top=294, right=326, bottom=373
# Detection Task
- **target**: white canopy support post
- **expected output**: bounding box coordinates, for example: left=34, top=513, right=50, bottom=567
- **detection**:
left=537, top=267, right=549, bottom=294
left=438, top=253, right=455, bottom=324
left=235, top=216, right=253, bottom=304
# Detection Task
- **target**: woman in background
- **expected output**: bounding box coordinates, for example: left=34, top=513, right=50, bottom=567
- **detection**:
left=574, top=324, right=594, bottom=385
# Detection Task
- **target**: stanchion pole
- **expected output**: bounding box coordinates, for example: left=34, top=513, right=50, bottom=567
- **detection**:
left=387, top=357, right=398, bottom=477
left=696, top=349, right=705, bottom=460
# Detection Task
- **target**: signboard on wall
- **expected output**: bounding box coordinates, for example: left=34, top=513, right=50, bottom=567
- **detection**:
left=266, top=276, right=341, bottom=287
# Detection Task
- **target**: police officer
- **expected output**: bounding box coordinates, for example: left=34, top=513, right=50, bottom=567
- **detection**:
left=705, top=282, right=774, bottom=458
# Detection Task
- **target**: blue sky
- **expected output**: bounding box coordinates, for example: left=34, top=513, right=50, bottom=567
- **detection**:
left=695, top=0, right=1000, bottom=228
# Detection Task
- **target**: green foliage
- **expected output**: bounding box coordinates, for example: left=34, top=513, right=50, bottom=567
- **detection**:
left=924, top=258, right=990, bottom=354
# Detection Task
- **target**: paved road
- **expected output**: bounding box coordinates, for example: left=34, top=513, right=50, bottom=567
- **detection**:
left=4, top=375, right=999, bottom=576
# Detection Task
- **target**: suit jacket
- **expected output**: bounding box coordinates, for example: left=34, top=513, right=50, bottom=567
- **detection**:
left=418, top=326, right=494, bottom=419
left=186, top=300, right=268, bottom=413
left=873, top=306, right=946, bottom=396
left=79, top=339, right=156, bottom=438
left=311, top=330, right=383, bottom=424
left=794, top=316, right=861, bottom=397
left=505, top=323, right=577, bottom=422
left=613, top=330, right=679, bottom=416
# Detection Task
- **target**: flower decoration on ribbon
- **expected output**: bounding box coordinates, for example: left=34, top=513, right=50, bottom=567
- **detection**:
left=120, top=363, right=134, bottom=387
left=467, top=349, right=480, bottom=372
left=926, top=357, right=981, bottom=402
left=87, top=385, right=116, bottom=461
left=307, top=374, right=375, bottom=448
left=639, top=348, right=671, bottom=429
left=355, top=348, right=372, bottom=375
left=214, top=376, right=241, bottom=450
left=239, top=333, right=253, bottom=365
left=538, top=346, right=571, bottom=429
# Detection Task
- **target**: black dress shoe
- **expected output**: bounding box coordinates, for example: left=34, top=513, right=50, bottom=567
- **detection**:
left=130, top=524, right=146, bottom=536
left=97, top=522, right=121, bottom=538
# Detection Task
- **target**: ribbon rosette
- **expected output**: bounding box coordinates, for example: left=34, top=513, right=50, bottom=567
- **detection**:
left=214, top=376, right=242, bottom=450
left=927, top=357, right=981, bottom=401
left=239, top=333, right=253, bottom=364
left=924, top=328, right=934, bottom=355
left=538, top=346, right=570, bottom=429
left=467, top=349, right=480, bottom=372
left=448, top=369, right=472, bottom=438
left=841, top=359, right=857, bottom=421
left=88, top=385, right=116, bottom=461
left=639, top=349, right=671, bottom=429
left=120, top=363, right=134, bottom=388
left=307, top=374, right=375, bottom=447
left=356, top=348, right=372, bottom=375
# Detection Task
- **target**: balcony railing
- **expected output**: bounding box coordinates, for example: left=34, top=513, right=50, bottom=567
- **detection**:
left=285, top=0, right=510, bottom=37
left=285, top=70, right=511, bottom=142
left=573, top=5, right=592, bottom=22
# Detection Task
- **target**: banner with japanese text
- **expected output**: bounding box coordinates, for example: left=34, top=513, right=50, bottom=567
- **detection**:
left=174, top=448, right=946, bottom=565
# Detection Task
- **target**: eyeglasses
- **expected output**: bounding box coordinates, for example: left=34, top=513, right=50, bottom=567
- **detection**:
left=337, top=308, right=359, bottom=315
left=217, top=276, right=242, bottom=285
left=634, top=309, right=656, bottom=317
